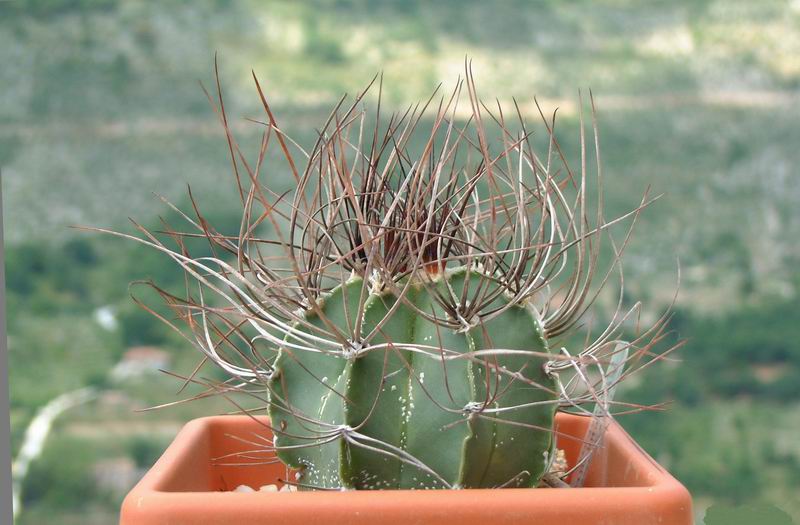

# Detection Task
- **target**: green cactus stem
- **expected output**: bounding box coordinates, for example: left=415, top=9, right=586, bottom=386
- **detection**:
left=269, top=266, right=557, bottom=490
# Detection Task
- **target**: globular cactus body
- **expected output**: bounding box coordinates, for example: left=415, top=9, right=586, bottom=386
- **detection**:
left=270, top=267, right=557, bottom=489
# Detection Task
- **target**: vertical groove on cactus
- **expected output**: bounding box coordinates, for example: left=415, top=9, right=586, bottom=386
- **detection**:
left=98, top=60, right=676, bottom=493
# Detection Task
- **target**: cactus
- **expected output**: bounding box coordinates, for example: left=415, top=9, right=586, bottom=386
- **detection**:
left=102, top=64, right=669, bottom=491
left=270, top=267, right=556, bottom=489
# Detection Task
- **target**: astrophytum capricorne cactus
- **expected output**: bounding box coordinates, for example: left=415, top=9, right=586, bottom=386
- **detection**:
left=100, top=62, right=671, bottom=491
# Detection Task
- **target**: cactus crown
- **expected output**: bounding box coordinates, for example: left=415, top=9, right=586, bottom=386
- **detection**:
left=102, top=64, right=671, bottom=491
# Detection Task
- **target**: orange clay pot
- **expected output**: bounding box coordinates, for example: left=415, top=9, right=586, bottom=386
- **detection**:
left=120, top=413, right=692, bottom=525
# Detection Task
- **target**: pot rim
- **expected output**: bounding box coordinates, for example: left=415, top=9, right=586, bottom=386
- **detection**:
left=120, top=413, right=693, bottom=525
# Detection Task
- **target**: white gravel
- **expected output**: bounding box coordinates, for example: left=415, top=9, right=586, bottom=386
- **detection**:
left=232, top=483, right=297, bottom=493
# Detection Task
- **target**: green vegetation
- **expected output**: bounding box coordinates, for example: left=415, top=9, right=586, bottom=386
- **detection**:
left=3, top=0, right=799, bottom=522
left=126, top=435, right=167, bottom=470
left=22, top=435, right=109, bottom=512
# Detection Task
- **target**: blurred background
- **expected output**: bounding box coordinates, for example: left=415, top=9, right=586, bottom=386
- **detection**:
left=2, top=1, right=799, bottom=523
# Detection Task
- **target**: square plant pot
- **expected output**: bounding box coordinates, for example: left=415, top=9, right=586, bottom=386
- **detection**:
left=120, top=413, right=692, bottom=524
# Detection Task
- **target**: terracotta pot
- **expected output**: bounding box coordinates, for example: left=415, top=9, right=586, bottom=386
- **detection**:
left=120, top=413, right=692, bottom=524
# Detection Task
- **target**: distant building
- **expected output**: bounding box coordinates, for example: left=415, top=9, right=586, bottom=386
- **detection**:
left=111, top=346, right=171, bottom=381
left=93, top=305, right=118, bottom=331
